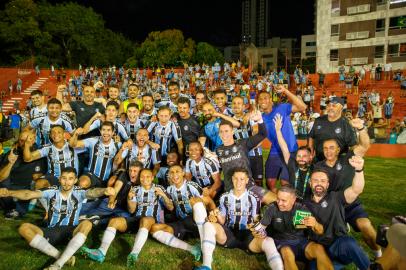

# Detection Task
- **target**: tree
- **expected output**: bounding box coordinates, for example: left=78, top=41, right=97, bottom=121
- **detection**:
left=0, top=0, right=44, bottom=64
left=194, top=42, right=224, bottom=66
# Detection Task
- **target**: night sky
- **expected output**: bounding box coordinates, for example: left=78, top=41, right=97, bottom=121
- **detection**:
left=6, top=0, right=315, bottom=46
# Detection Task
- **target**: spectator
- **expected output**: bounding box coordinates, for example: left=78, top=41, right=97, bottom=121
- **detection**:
left=401, top=75, right=406, bottom=98
left=320, top=91, right=327, bottom=115
left=384, top=98, right=394, bottom=125
left=345, top=74, right=353, bottom=94
left=338, top=65, right=345, bottom=86
left=371, top=100, right=383, bottom=124
left=348, top=65, right=355, bottom=76
left=353, top=73, right=360, bottom=95
left=389, top=128, right=398, bottom=144
left=376, top=64, right=382, bottom=81
left=16, top=78, right=22, bottom=93
left=35, top=65, right=40, bottom=76
left=9, top=110, right=22, bottom=143
left=384, top=62, right=392, bottom=81
left=370, top=64, right=376, bottom=81
left=318, top=70, right=325, bottom=88
left=374, top=119, right=388, bottom=143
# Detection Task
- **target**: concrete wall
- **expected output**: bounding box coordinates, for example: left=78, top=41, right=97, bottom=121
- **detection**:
left=301, top=34, right=317, bottom=59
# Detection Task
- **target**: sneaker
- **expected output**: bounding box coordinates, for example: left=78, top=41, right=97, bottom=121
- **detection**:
left=66, top=256, right=76, bottom=267
left=190, top=244, right=202, bottom=261
left=193, top=266, right=211, bottom=270
left=127, top=253, right=139, bottom=267
left=5, top=209, right=20, bottom=220
left=43, top=264, right=61, bottom=270
left=80, top=247, right=105, bottom=263
left=78, top=215, right=100, bottom=225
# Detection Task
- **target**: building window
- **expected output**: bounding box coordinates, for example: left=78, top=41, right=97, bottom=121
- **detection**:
left=306, top=52, right=316, bottom=57
left=376, top=19, right=385, bottom=32
left=331, top=24, right=340, bottom=36
left=305, top=41, right=316, bottom=46
left=388, top=43, right=406, bottom=57
left=331, top=0, right=340, bottom=15
left=330, top=49, right=339, bottom=61
left=377, top=0, right=387, bottom=5
left=389, top=16, right=406, bottom=29
left=375, top=45, right=384, bottom=58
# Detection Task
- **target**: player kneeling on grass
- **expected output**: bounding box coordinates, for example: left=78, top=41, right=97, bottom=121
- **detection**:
left=150, top=164, right=216, bottom=260
left=80, top=168, right=173, bottom=267
left=194, top=168, right=284, bottom=270
left=251, top=185, right=333, bottom=270
left=0, top=167, right=115, bottom=270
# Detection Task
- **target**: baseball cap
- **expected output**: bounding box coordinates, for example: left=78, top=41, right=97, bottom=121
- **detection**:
left=330, top=97, right=344, bottom=106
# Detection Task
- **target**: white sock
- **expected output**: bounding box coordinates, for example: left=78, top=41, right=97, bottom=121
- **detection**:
left=55, top=232, right=86, bottom=268
left=131, top=227, right=149, bottom=254
left=99, top=227, right=117, bottom=255
left=152, top=231, right=192, bottom=251
left=373, top=249, right=382, bottom=258
left=193, top=202, right=207, bottom=246
left=29, top=234, right=60, bottom=258
left=202, top=222, right=217, bottom=268
left=262, top=237, right=283, bottom=270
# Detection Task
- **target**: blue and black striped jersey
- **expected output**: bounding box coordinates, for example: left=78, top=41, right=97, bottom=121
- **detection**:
left=166, top=181, right=202, bottom=219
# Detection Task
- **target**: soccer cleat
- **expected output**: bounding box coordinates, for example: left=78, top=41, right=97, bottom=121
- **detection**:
left=190, top=244, right=202, bottom=261
left=66, top=255, right=76, bottom=266
left=127, top=253, right=139, bottom=267
left=43, top=264, right=61, bottom=270
left=80, top=246, right=105, bottom=263
left=193, top=266, right=211, bottom=270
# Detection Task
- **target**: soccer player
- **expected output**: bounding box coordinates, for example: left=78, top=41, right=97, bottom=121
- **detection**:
left=258, top=86, right=307, bottom=193
left=146, top=106, right=183, bottom=163
left=123, top=103, right=145, bottom=141
left=28, top=98, right=75, bottom=147
left=195, top=168, right=284, bottom=270
left=23, top=125, right=79, bottom=186
left=199, top=102, right=240, bottom=151
left=305, top=157, right=370, bottom=269
left=185, top=142, right=221, bottom=199
left=274, top=114, right=313, bottom=200
left=231, top=96, right=264, bottom=186
left=119, top=83, right=143, bottom=114
left=80, top=169, right=173, bottom=266
left=139, top=93, right=157, bottom=124
left=69, top=121, right=121, bottom=188
left=0, top=167, right=115, bottom=270
left=216, top=110, right=276, bottom=204
left=255, top=185, right=333, bottom=269
left=150, top=164, right=212, bottom=259
left=213, top=89, right=233, bottom=116
left=156, top=151, right=181, bottom=188
left=83, top=100, right=129, bottom=143
left=114, top=128, right=161, bottom=175
left=177, top=97, right=201, bottom=159
left=30, top=90, right=47, bottom=120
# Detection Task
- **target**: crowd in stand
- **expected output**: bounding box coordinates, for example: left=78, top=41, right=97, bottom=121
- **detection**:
left=0, top=63, right=405, bottom=270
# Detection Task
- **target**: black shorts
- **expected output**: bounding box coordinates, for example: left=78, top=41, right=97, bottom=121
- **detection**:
left=168, top=216, right=199, bottom=240
left=41, top=225, right=76, bottom=246
left=345, top=201, right=369, bottom=232
left=221, top=225, right=253, bottom=250
left=249, top=156, right=263, bottom=181
left=124, top=216, right=141, bottom=232
left=265, top=154, right=289, bottom=181
left=274, top=238, right=310, bottom=262
left=385, top=114, right=392, bottom=120
left=320, top=105, right=326, bottom=111
left=81, top=172, right=105, bottom=188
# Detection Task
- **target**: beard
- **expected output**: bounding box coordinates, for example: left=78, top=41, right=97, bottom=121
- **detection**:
left=312, top=185, right=327, bottom=197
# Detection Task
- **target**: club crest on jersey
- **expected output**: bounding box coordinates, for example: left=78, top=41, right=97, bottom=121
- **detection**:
left=336, top=163, right=342, bottom=170
left=225, top=150, right=230, bottom=155
left=335, top=127, right=341, bottom=134
left=35, top=166, right=41, bottom=172
left=317, top=125, right=321, bottom=129
left=232, top=146, right=238, bottom=153
left=321, top=201, right=328, bottom=208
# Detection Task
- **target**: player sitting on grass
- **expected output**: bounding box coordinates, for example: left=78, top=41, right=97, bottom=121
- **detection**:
left=80, top=168, right=173, bottom=267
left=0, top=167, right=115, bottom=270
left=194, top=168, right=284, bottom=270
left=150, top=164, right=215, bottom=259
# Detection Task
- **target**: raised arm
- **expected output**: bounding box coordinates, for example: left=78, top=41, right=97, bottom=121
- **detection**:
left=0, top=150, right=18, bottom=182
left=213, top=111, right=240, bottom=128
left=127, top=188, right=137, bottom=214
left=0, top=188, right=42, bottom=200
left=56, top=85, right=72, bottom=111
left=69, top=128, right=85, bottom=148
left=350, top=118, right=370, bottom=157
left=82, top=112, right=103, bottom=134
left=23, top=135, right=41, bottom=162
left=246, top=110, right=267, bottom=150
left=274, top=114, right=290, bottom=164
left=277, top=85, right=307, bottom=113
left=344, top=156, right=365, bottom=204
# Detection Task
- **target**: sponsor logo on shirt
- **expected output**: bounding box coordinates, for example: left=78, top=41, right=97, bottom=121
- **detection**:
left=335, top=127, right=341, bottom=134
left=321, top=201, right=328, bottom=208
left=336, top=163, right=342, bottom=171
